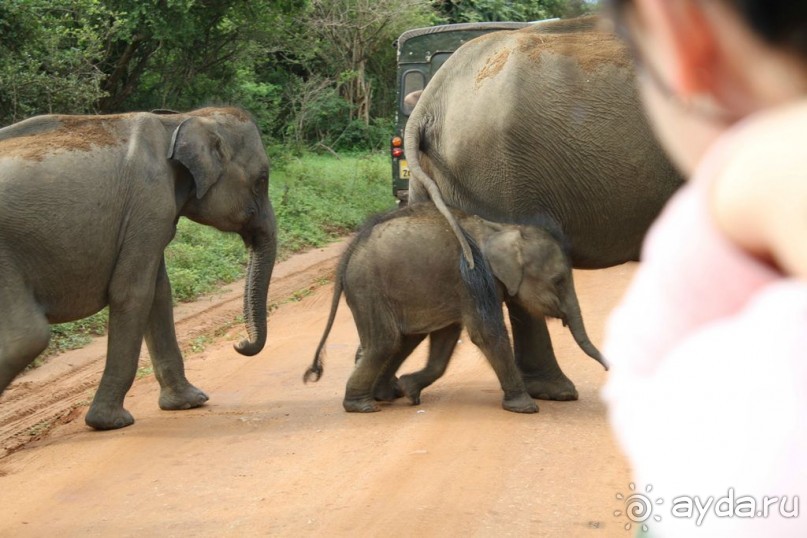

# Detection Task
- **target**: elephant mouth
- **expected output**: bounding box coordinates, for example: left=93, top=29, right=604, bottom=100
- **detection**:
left=239, top=212, right=273, bottom=249
left=240, top=228, right=267, bottom=249
left=240, top=231, right=257, bottom=249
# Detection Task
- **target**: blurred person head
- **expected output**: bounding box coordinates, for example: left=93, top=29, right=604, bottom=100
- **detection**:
left=604, top=0, right=807, bottom=175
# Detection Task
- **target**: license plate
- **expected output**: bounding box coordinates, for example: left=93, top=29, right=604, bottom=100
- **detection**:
left=399, top=159, right=410, bottom=179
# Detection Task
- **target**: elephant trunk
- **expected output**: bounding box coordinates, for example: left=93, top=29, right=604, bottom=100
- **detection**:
left=234, top=207, right=277, bottom=357
left=562, top=286, right=609, bottom=371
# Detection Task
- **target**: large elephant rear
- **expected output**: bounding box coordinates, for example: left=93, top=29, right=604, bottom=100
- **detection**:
left=406, top=17, right=682, bottom=268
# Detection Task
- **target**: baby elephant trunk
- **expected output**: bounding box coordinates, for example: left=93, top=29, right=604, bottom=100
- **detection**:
left=562, top=287, right=609, bottom=371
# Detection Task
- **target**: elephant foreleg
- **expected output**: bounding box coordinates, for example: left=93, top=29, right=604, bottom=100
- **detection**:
left=507, top=302, right=578, bottom=401
left=144, top=258, right=208, bottom=411
left=465, top=318, right=537, bottom=414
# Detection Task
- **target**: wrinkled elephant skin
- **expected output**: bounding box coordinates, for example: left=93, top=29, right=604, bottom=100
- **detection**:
left=404, top=17, right=683, bottom=400
left=0, top=107, right=277, bottom=430
left=305, top=203, right=605, bottom=414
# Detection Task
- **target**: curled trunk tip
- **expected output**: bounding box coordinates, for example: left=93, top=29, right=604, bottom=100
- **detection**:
left=234, top=337, right=265, bottom=356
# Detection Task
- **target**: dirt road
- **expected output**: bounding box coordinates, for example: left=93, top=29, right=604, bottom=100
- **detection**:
left=0, top=240, right=637, bottom=537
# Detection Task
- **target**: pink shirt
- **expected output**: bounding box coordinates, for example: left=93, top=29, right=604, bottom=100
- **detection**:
left=603, top=131, right=807, bottom=536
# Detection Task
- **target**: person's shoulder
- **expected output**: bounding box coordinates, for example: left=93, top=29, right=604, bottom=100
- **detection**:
left=711, top=100, right=807, bottom=278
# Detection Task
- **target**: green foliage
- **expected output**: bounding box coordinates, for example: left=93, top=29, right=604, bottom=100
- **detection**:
left=0, top=0, right=109, bottom=124
left=165, top=221, right=247, bottom=302
left=432, top=0, right=597, bottom=22
left=271, top=152, right=394, bottom=252
left=44, top=309, right=108, bottom=360
left=334, top=117, right=397, bottom=152
left=1, top=0, right=597, bottom=145
left=9, top=0, right=596, bottom=360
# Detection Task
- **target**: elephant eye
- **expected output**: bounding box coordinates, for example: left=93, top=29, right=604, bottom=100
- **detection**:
left=552, top=275, right=566, bottom=288
left=253, top=173, right=268, bottom=193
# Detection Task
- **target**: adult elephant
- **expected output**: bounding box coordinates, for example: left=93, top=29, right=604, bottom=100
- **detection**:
left=0, top=107, right=276, bottom=430
left=404, top=17, right=683, bottom=401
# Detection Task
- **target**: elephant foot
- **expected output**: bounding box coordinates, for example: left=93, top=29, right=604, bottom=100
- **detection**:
left=373, top=377, right=404, bottom=402
left=343, top=397, right=381, bottom=413
left=159, top=384, right=209, bottom=411
left=502, top=393, right=539, bottom=414
left=398, top=374, right=423, bottom=405
left=85, top=404, right=135, bottom=430
left=523, top=375, right=578, bottom=401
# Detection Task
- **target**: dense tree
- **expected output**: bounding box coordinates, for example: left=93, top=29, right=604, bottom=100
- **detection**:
left=431, top=0, right=596, bottom=23
left=0, top=0, right=600, bottom=148
left=298, top=0, right=433, bottom=124
left=0, top=0, right=108, bottom=122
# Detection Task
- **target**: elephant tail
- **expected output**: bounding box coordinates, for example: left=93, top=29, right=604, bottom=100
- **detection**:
left=304, top=234, right=363, bottom=383
left=404, top=108, right=475, bottom=269
left=304, top=273, right=343, bottom=383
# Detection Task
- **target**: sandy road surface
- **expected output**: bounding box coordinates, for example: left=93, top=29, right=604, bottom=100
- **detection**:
left=0, top=241, right=637, bottom=537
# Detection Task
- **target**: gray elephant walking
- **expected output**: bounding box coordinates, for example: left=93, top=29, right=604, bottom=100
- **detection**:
left=0, top=107, right=277, bottom=430
left=404, top=17, right=682, bottom=401
left=304, top=203, right=606, bottom=413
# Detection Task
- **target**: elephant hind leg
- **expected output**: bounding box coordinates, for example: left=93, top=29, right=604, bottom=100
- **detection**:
left=343, top=333, right=420, bottom=413
left=0, top=285, right=51, bottom=394
left=85, top=253, right=161, bottom=430
left=372, top=334, right=426, bottom=402
left=399, top=323, right=462, bottom=405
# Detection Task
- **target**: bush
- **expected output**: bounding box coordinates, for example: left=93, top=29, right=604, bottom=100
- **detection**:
left=271, top=151, right=395, bottom=253
left=332, top=117, right=396, bottom=152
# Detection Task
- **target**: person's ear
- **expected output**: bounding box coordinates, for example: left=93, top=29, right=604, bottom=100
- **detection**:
left=631, top=0, right=719, bottom=97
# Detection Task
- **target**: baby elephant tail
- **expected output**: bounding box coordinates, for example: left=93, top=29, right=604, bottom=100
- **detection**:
left=304, top=288, right=339, bottom=382
left=303, top=257, right=348, bottom=383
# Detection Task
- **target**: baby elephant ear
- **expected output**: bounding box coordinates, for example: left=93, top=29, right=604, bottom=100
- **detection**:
left=168, top=117, right=224, bottom=199
left=484, top=229, right=524, bottom=296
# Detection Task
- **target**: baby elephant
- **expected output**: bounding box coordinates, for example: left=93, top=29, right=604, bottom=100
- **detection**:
left=304, top=203, right=607, bottom=413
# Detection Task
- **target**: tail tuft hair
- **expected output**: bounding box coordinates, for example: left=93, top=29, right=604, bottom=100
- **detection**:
left=303, top=350, right=325, bottom=383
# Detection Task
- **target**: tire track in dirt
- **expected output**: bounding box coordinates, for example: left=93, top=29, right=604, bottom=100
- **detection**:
left=0, top=240, right=348, bottom=458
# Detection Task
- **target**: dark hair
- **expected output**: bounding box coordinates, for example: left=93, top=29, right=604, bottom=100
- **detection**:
left=606, top=0, right=807, bottom=59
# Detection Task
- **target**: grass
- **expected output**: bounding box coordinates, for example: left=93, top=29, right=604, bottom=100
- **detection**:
left=270, top=152, right=395, bottom=254
left=42, top=151, right=395, bottom=360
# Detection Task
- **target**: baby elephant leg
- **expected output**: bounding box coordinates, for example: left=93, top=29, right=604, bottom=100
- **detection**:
left=344, top=334, right=422, bottom=412
left=399, top=323, right=462, bottom=405
left=467, top=320, right=538, bottom=414
left=372, top=334, right=426, bottom=402
left=353, top=345, right=405, bottom=402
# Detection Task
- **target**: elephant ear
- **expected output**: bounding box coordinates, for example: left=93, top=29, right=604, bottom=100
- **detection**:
left=167, top=117, right=225, bottom=199
left=483, top=228, right=524, bottom=297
